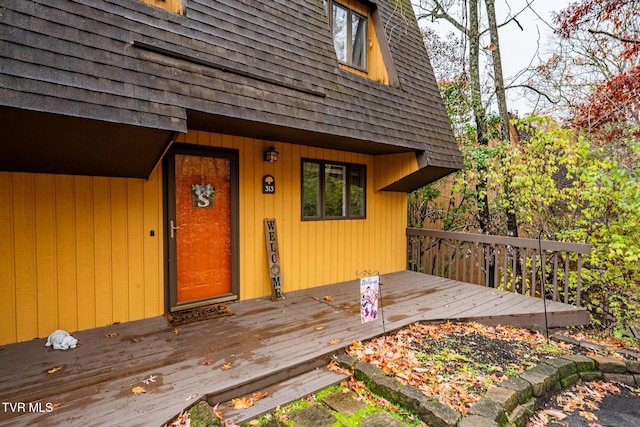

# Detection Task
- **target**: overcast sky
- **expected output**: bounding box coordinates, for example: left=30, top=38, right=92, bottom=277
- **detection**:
left=414, top=0, right=571, bottom=114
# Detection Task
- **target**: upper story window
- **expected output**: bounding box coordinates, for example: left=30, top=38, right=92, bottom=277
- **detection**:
left=325, top=0, right=368, bottom=71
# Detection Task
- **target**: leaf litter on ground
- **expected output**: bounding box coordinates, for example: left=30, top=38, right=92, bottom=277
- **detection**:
left=527, top=381, right=637, bottom=426
left=344, top=321, right=574, bottom=415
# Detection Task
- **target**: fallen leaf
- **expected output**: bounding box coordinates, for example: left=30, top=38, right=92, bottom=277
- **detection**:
left=340, top=303, right=351, bottom=309
left=252, top=391, right=268, bottom=401
left=130, top=336, right=142, bottom=343
left=324, top=296, right=334, bottom=302
left=174, top=328, right=180, bottom=335
left=329, top=338, right=341, bottom=344
left=312, top=296, right=320, bottom=301
left=105, top=332, right=118, bottom=338
left=47, top=366, right=64, bottom=374
left=315, top=326, right=326, bottom=331
left=540, top=409, right=568, bottom=420
left=221, top=362, right=232, bottom=370
left=51, top=401, right=64, bottom=409
left=201, top=358, right=214, bottom=365
left=185, top=393, right=198, bottom=401
left=580, top=411, right=598, bottom=421
left=323, top=309, right=332, bottom=314
left=131, top=386, right=146, bottom=394
left=231, top=397, right=254, bottom=409
left=212, top=403, right=223, bottom=420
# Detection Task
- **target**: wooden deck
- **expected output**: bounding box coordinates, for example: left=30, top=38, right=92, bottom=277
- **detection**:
left=0, top=271, right=589, bottom=426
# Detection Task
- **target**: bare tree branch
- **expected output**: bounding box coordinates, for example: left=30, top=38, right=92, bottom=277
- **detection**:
left=587, top=29, right=640, bottom=44
left=509, top=84, right=558, bottom=105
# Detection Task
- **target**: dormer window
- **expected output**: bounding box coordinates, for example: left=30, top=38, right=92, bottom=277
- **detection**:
left=325, top=1, right=368, bottom=71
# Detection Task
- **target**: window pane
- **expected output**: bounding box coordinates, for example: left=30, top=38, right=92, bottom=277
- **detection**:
left=349, top=166, right=365, bottom=216
left=351, top=13, right=367, bottom=68
left=332, top=4, right=348, bottom=63
left=302, top=162, right=320, bottom=218
left=324, top=164, right=346, bottom=217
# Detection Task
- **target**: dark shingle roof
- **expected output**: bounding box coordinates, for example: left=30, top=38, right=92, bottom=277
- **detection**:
left=0, top=0, right=462, bottom=180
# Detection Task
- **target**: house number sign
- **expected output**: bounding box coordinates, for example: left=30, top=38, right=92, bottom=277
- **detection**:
left=264, top=218, right=285, bottom=301
left=262, top=175, right=275, bottom=194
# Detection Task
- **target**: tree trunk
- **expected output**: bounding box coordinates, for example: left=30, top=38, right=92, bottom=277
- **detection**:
left=486, top=0, right=519, bottom=238
left=468, top=0, right=491, bottom=235
left=469, top=0, right=495, bottom=285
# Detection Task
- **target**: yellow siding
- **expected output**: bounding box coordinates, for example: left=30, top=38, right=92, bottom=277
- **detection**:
left=13, top=174, right=37, bottom=341
left=373, top=152, right=419, bottom=191
left=175, top=131, right=408, bottom=300
left=0, top=171, right=164, bottom=345
left=138, top=0, right=183, bottom=14
left=1, top=129, right=414, bottom=345
left=0, top=173, right=17, bottom=344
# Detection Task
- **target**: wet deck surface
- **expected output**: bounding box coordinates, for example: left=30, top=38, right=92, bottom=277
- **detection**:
left=0, top=270, right=589, bottom=426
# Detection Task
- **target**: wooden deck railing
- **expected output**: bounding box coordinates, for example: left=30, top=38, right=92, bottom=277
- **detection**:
left=406, top=228, right=591, bottom=306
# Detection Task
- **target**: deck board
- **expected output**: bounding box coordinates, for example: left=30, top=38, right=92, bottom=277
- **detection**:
left=0, top=271, right=589, bottom=426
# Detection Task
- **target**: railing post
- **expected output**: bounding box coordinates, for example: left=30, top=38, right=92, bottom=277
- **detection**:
left=576, top=254, right=583, bottom=306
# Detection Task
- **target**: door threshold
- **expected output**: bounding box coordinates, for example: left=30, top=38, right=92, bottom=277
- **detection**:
left=170, top=295, right=238, bottom=312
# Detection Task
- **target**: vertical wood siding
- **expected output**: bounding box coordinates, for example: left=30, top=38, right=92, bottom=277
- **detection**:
left=373, top=152, right=419, bottom=191
left=176, top=131, right=408, bottom=301
left=0, top=171, right=164, bottom=345
left=1, top=130, right=410, bottom=345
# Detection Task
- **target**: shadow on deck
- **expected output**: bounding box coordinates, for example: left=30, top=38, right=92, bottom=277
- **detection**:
left=0, top=271, right=589, bottom=426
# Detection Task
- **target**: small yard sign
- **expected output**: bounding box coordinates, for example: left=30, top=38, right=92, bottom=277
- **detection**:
left=360, top=275, right=379, bottom=323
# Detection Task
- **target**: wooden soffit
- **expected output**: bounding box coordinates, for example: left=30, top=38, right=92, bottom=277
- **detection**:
left=0, top=107, right=175, bottom=178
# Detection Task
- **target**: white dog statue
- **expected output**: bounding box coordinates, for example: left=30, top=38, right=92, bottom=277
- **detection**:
left=45, top=330, right=78, bottom=350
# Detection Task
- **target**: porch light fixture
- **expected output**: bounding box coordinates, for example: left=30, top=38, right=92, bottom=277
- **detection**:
left=264, top=146, right=279, bottom=163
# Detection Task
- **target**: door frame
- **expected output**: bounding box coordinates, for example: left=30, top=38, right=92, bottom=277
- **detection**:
left=163, top=144, right=240, bottom=312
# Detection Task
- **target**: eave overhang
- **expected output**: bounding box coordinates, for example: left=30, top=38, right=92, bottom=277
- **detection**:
left=379, top=164, right=458, bottom=192
left=186, top=110, right=411, bottom=155
left=0, top=107, right=175, bottom=178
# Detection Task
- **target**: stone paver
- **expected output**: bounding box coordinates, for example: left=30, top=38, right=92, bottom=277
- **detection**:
left=468, top=397, right=506, bottom=425
left=322, top=391, right=367, bottom=416
left=457, top=415, right=498, bottom=427
left=484, top=384, right=519, bottom=413
left=591, top=355, right=627, bottom=373
left=288, top=404, right=336, bottom=427
left=360, top=412, right=409, bottom=427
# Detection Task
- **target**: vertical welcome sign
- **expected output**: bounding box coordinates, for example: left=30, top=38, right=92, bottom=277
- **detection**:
left=264, top=218, right=285, bottom=301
